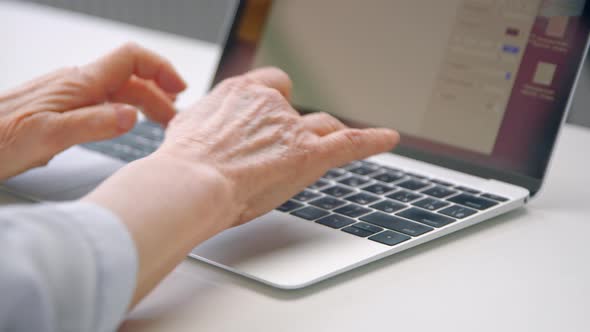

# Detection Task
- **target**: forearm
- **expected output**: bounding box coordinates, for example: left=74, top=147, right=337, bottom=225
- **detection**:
left=83, top=154, right=237, bottom=307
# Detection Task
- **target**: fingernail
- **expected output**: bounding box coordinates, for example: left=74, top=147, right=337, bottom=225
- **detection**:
left=160, top=71, right=187, bottom=93
left=114, top=104, right=137, bottom=130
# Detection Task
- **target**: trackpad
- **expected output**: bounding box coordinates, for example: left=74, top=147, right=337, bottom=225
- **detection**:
left=190, top=211, right=387, bottom=288
left=1, top=146, right=123, bottom=201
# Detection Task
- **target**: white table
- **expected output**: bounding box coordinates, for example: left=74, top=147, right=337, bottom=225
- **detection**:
left=1, top=2, right=589, bottom=331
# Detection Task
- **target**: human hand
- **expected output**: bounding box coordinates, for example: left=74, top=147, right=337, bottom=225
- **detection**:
left=84, top=67, right=399, bottom=306
left=0, top=43, right=186, bottom=180
left=158, top=67, right=400, bottom=227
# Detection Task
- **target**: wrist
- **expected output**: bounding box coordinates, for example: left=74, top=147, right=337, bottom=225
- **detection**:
left=85, top=152, right=241, bottom=241
left=146, top=152, right=242, bottom=229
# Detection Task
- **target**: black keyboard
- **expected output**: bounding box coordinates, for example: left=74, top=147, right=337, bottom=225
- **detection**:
left=82, top=122, right=509, bottom=248
left=81, top=121, right=164, bottom=162
left=276, top=160, right=509, bottom=247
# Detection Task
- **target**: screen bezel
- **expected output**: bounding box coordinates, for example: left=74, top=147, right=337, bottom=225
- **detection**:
left=212, top=0, right=590, bottom=196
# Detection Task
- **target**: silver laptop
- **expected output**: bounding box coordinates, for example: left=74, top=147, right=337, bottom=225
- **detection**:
left=3, top=0, right=589, bottom=289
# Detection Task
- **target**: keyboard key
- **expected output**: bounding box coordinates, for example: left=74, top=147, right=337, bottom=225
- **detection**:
left=481, top=193, right=509, bottom=202
left=83, top=121, right=163, bottom=162
left=321, top=185, right=354, bottom=198
left=369, top=231, right=411, bottom=246
left=293, top=190, right=321, bottom=202
left=387, top=190, right=423, bottom=203
left=342, top=162, right=361, bottom=170
left=323, top=168, right=346, bottom=179
left=370, top=200, right=406, bottom=213
left=359, top=160, right=381, bottom=168
left=141, top=120, right=165, bottom=131
left=349, top=165, right=379, bottom=176
left=406, top=172, right=427, bottom=180
left=338, top=176, right=371, bottom=187
left=397, top=208, right=456, bottom=228
left=372, top=172, right=405, bottom=183
left=291, top=206, right=330, bottom=220
left=310, top=197, right=347, bottom=210
left=334, top=204, right=372, bottom=218
left=308, top=179, right=330, bottom=190
left=131, top=121, right=165, bottom=140
left=316, top=214, right=355, bottom=229
left=448, top=193, right=498, bottom=210
left=341, top=226, right=374, bottom=237
left=383, top=166, right=402, bottom=172
left=276, top=200, right=303, bottom=212
left=438, top=205, right=478, bottom=219
left=346, top=192, right=380, bottom=205
left=398, top=179, right=430, bottom=191
left=431, top=179, right=453, bottom=187
left=361, top=212, right=433, bottom=236
left=413, top=198, right=450, bottom=211
left=112, top=133, right=156, bottom=150
left=362, top=183, right=395, bottom=195
left=422, top=186, right=457, bottom=198
left=351, top=222, right=383, bottom=234
left=455, top=186, right=481, bottom=195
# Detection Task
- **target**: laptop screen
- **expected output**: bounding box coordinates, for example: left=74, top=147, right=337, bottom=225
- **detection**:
left=213, top=0, right=590, bottom=191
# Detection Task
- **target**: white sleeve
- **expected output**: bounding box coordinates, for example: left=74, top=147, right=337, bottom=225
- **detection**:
left=0, top=202, right=138, bottom=332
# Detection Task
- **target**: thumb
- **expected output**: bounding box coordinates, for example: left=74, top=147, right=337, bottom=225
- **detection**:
left=50, top=103, right=138, bottom=150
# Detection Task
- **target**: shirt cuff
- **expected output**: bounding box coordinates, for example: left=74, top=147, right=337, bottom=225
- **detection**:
left=55, top=201, right=138, bottom=332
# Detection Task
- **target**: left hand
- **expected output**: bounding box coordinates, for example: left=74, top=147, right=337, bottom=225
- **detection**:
left=0, top=43, right=186, bottom=180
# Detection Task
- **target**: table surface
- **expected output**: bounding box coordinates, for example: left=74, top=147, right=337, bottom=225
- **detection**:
left=1, top=2, right=589, bottom=332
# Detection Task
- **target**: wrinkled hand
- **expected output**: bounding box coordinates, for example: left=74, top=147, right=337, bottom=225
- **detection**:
left=158, top=67, right=400, bottom=226
left=0, top=43, right=186, bottom=180
left=84, top=66, right=400, bottom=306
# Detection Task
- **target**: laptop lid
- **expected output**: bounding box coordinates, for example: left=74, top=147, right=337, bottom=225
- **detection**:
left=212, top=0, right=590, bottom=196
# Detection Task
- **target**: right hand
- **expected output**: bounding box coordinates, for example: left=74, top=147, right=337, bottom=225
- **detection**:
left=158, top=67, right=400, bottom=227
left=85, top=66, right=399, bottom=306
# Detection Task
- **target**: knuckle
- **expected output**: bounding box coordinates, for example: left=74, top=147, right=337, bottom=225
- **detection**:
left=264, top=67, right=292, bottom=84
left=297, top=140, right=316, bottom=166
left=258, top=87, right=283, bottom=101
left=297, top=146, right=313, bottom=164
left=342, top=129, right=364, bottom=149
left=55, top=65, right=100, bottom=100
left=276, top=115, right=298, bottom=132
left=30, top=156, right=52, bottom=169
left=217, top=76, right=249, bottom=92
left=44, top=118, right=69, bottom=152
left=21, top=112, right=68, bottom=153
left=54, top=66, right=84, bottom=86
left=70, top=66, right=95, bottom=85
left=318, top=112, right=343, bottom=129
left=128, top=76, right=148, bottom=90
left=268, top=126, right=285, bottom=143
left=54, top=66, right=79, bottom=78
left=121, top=41, right=140, bottom=54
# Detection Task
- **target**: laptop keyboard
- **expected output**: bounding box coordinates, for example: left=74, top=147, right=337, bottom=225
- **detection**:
left=81, top=122, right=509, bottom=247
left=81, top=121, right=164, bottom=162
left=276, top=160, right=509, bottom=247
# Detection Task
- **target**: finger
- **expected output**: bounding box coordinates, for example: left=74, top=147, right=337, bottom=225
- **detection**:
left=166, top=92, right=178, bottom=102
left=301, top=112, right=347, bottom=136
left=47, top=103, right=138, bottom=151
left=110, top=77, right=176, bottom=125
left=82, top=42, right=187, bottom=96
left=242, top=67, right=293, bottom=100
left=318, top=128, right=400, bottom=168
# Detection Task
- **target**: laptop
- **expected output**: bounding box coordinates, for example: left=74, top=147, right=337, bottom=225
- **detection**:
left=2, top=0, right=589, bottom=289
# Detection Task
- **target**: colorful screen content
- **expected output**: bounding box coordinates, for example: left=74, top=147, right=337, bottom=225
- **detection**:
left=214, top=0, right=589, bottom=179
